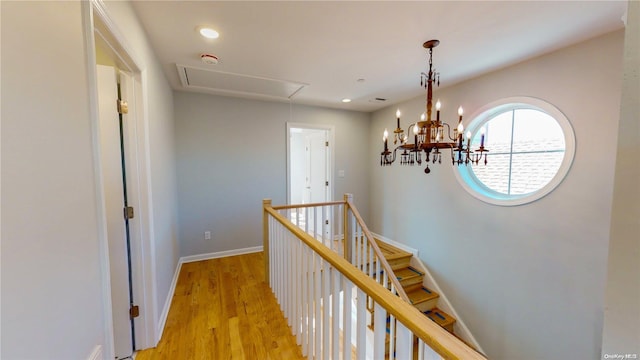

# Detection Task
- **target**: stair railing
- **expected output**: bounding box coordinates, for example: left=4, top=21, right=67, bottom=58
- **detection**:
left=263, top=196, right=486, bottom=360
left=343, top=194, right=410, bottom=304
left=265, top=195, right=408, bottom=303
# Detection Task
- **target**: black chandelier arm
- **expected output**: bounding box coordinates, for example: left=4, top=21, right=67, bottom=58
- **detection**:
left=380, top=146, right=399, bottom=166
left=449, top=145, right=466, bottom=165
left=441, top=122, right=458, bottom=141
left=413, top=148, right=423, bottom=165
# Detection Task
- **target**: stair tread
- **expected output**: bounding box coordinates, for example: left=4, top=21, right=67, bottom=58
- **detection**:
left=423, top=307, right=456, bottom=327
left=406, top=286, right=439, bottom=305
left=394, top=266, right=424, bottom=281
left=375, top=239, right=413, bottom=260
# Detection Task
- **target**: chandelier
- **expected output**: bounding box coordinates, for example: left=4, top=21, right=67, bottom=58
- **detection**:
left=380, top=40, right=489, bottom=174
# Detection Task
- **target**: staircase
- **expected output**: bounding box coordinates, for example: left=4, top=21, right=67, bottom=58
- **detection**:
left=375, top=239, right=458, bottom=336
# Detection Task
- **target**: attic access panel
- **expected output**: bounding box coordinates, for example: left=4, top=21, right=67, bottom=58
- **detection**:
left=176, top=64, right=308, bottom=100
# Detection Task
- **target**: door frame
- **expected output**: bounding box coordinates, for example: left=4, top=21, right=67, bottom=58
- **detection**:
left=286, top=122, right=335, bottom=204
left=82, top=0, right=157, bottom=357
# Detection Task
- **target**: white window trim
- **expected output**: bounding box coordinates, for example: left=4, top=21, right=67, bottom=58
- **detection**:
left=454, top=96, right=576, bottom=206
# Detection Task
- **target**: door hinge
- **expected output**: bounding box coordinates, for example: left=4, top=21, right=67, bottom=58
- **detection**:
left=117, top=99, right=129, bottom=114
left=130, top=305, right=140, bottom=319
left=124, top=206, right=134, bottom=220
left=325, top=181, right=329, bottom=186
left=325, top=141, right=329, bottom=146
left=325, top=220, right=329, bottom=225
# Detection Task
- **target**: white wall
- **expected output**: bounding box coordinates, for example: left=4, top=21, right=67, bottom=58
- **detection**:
left=369, top=31, right=625, bottom=360
left=1, top=1, right=179, bottom=357
left=174, top=92, right=370, bottom=257
left=1, top=2, right=106, bottom=358
left=602, top=0, right=640, bottom=354
left=100, top=1, right=179, bottom=339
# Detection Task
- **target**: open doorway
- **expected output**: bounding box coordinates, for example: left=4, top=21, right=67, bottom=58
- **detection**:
left=84, top=1, right=156, bottom=358
left=287, top=124, right=334, bottom=205
left=287, top=123, right=334, bottom=237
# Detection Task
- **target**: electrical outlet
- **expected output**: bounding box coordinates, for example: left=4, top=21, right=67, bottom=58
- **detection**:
left=204, top=231, right=211, bottom=240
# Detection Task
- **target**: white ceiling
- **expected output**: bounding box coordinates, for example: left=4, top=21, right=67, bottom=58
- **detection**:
left=131, top=1, right=627, bottom=112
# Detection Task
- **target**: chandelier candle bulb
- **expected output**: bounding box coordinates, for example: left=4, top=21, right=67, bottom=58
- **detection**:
left=458, top=106, right=464, bottom=121
left=383, top=129, right=389, bottom=151
left=396, top=109, right=401, bottom=129
left=436, top=100, right=441, bottom=121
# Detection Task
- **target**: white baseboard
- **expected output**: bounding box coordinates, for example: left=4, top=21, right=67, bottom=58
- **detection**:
left=155, top=246, right=264, bottom=342
left=156, top=259, right=182, bottom=343
left=87, top=345, right=102, bottom=360
left=180, top=246, right=264, bottom=263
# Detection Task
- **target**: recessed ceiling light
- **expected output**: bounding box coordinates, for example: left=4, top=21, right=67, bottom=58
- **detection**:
left=342, top=98, right=352, bottom=103
left=198, top=26, right=219, bottom=39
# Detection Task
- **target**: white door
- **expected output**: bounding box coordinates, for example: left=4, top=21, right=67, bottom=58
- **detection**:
left=288, top=125, right=333, bottom=238
left=306, top=131, right=328, bottom=204
left=97, top=65, right=134, bottom=359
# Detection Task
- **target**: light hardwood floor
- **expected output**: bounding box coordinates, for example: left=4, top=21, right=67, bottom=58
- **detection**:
left=136, top=252, right=304, bottom=359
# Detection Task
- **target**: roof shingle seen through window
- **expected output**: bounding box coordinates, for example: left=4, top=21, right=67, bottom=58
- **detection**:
left=470, top=130, right=566, bottom=195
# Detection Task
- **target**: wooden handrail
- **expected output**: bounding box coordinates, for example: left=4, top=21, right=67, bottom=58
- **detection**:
left=344, top=198, right=410, bottom=303
left=271, top=200, right=345, bottom=211
left=264, top=204, right=487, bottom=360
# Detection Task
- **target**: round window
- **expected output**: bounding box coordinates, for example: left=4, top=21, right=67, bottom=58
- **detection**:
left=455, top=97, right=575, bottom=206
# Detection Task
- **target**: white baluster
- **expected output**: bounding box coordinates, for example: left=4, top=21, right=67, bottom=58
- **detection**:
left=295, top=240, right=302, bottom=342
left=360, top=226, right=365, bottom=271
left=322, top=261, right=330, bottom=360
left=358, top=225, right=363, bottom=271
left=307, top=248, right=314, bottom=360
left=343, top=279, right=353, bottom=360
left=422, top=342, right=443, bottom=360
left=350, top=211, right=356, bottom=265
left=314, top=252, right=322, bottom=359
left=269, top=216, right=274, bottom=289
left=275, top=223, right=281, bottom=308
left=302, top=245, right=309, bottom=357
left=321, top=205, right=327, bottom=245
left=356, top=288, right=366, bottom=360
left=287, top=234, right=293, bottom=328
left=368, top=240, right=374, bottom=279
left=373, top=302, right=387, bottom=360
left=383, top=267, right=389, bottom=292
left=331, top=268, right=341, bottom=360
left=376, top=253, right=382, bottom=287
left=336, top=204, right=342, bottom=256
left=389, top=315, right=396, bottom=360
left=395, top=321, right=413, bottom=360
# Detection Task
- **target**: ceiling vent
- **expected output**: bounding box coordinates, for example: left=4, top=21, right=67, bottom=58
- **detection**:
left=176, top=64, right=308, bottom=100
left=369, top=97, right=387, bottom=103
